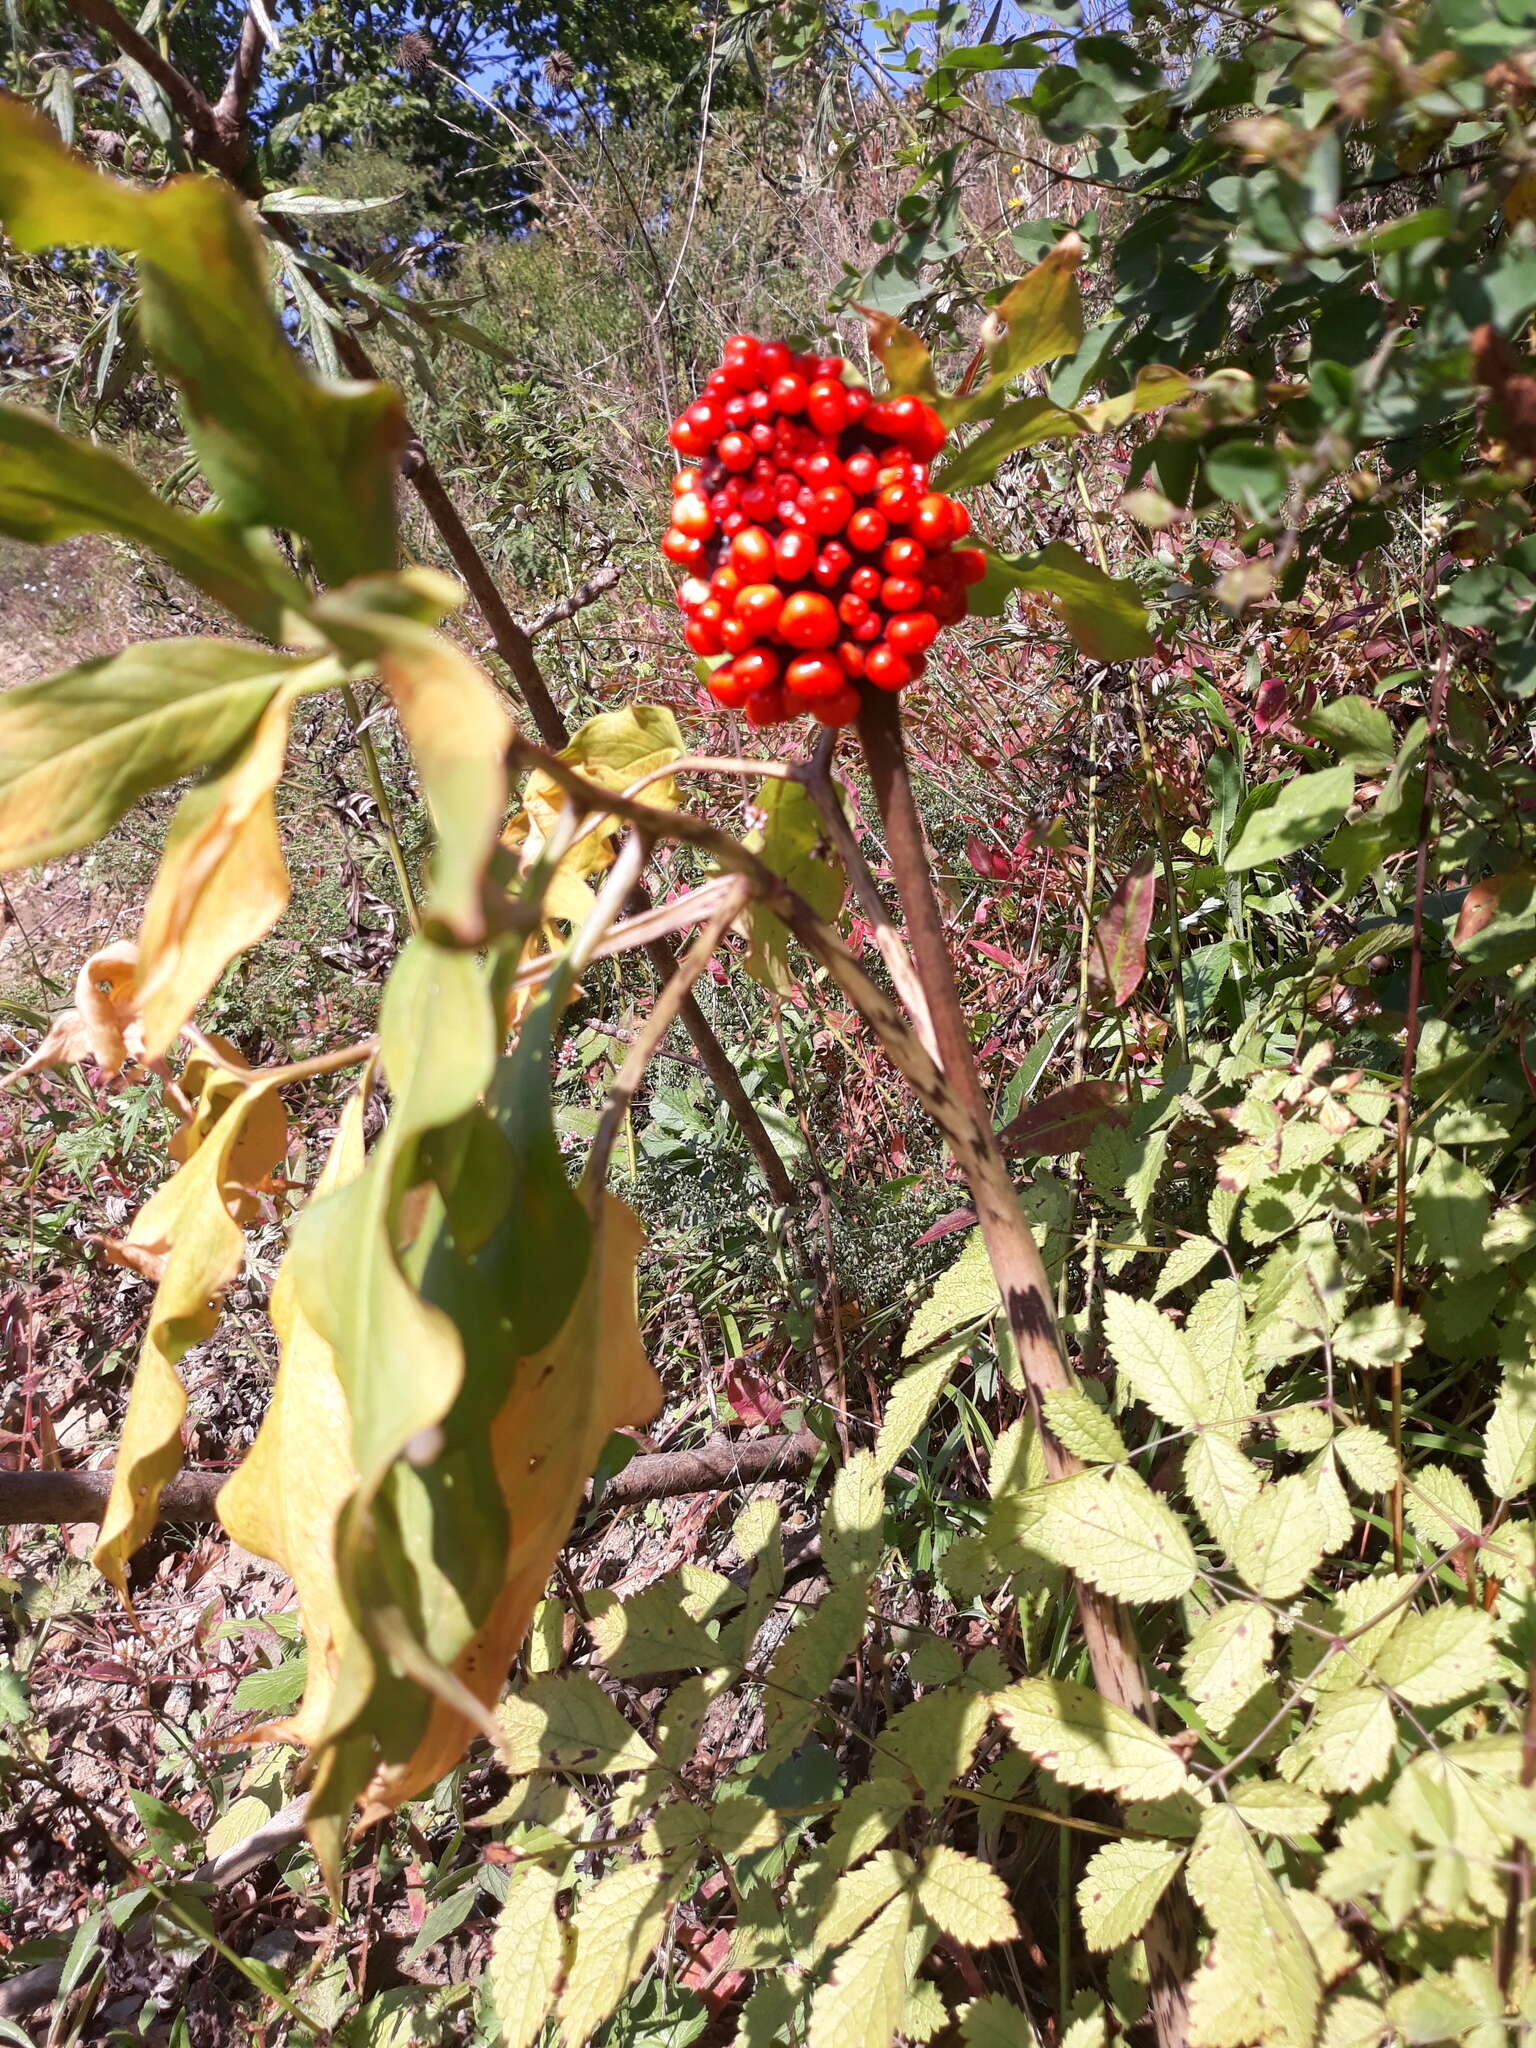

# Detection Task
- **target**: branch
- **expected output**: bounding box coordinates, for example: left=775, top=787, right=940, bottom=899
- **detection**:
left=64, top=0, right=250, bottom=180
left=0, top=1434, right=821, bottom=1530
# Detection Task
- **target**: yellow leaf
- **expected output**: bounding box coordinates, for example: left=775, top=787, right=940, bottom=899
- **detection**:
left=557, top=1859, right=680, bottom=2047
left=809, top=1893, right=915, bottom=2048
left=136, top=679, right=310, bottom=1059
left=94, top=1074, right=287, bottom=1593
left=488, top=1863, right=566, bottom=2048
left=916, top=1844, right=1018, bottom=1947
left=355, top=1192, right=660, bottom=1821
left=218, top=1097, right=367, bottom=1750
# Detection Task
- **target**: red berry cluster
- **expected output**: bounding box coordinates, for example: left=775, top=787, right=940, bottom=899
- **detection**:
left=661, top=334, right=987, bottom=729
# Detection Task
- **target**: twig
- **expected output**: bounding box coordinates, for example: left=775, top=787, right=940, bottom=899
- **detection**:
left=521, top=562, right=621, bottom=638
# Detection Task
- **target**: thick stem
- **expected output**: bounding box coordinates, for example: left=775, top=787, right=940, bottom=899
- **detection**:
left=855, top=689, right=1192, bottom=2045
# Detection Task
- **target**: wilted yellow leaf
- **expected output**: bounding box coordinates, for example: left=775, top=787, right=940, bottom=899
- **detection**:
left=94, top=1073, right=288, bottom=1592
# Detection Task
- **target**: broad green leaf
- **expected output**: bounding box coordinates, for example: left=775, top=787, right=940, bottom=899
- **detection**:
left=1231, top=1476, right=1331, bottom=1597
left=135, top=679, right=309, bottom=1060
left=962, top=1998, right=1037, bottom=2048
left=1076, top=1838, right=1185, bottom=1952
left=1386, top=1967, right=1501, bottom=2048
left=968, top=541, right=1153, bottom=661
left=1075, top=364, right=1194, bottom=432
left=1185, top=1278, right=1250, bottom=1421
left=0, top=641, right=331, bottom=874
left=500, top=1673, right=657, bottom=1776
left=935, top=395, right=1087, bottom=491
left=876, top=1688, right=992, bottom=1805
left=1333, top=1425, right=1398, bottom=1493
left=1102, top=1290, right=1212, bottom=1427
left=1187, top=1806, right=1321, bottom=2048
left=828, top=1782, right=913, bottom=1871
left=1185, top=1432, right=1264, bottom=1552
left=95, top=1075, right=287, bottom=1593
left=810, top=1850, right=916, bottom=1963
left=0, top=407, right=302, bottom=638
left=558, top=1859, right=681, bottom=2048
left=587, top=1579, right=725, bottom=1677
left=761, top=1579, right=868, bottom=1762
left=487, top=1864, right=565, bottom=2048
left=1183, top=1602, right=1274, bottom=1731
left=862, top=309, right=939, bottom=398
left=1332, top=1301, right=1423, bottom=1369
left=1034, top=1467, right=1199, bottom=1602
left=941, top=234, right=1084, bottom=426
left=823, top=1451, right=886, bottom=1585
left=994, top=1679, right=1192, bottom=1801
left=1486, top=1360, right=1536, bottom=1498
left=218, top=1099, right=367, bottom=1751
left=1320, top=1995, right=1392, bottom=2048
left=1280, top=1689, right=1396, bottom=1795
left=0, top=102, right=405, bottom=586
left=874, top=1344, right=962, bottom=1474
left=1404, top=1463, right=1484, bottom=1552
left=1155, top=1236, right=1220, bottom=1301
left=742, top=775, right=845, bottom=992
left=1301, top=695, right=1397, bottom=770
left=1041, top=1388, right=1128, bottom=1465
left=1225, top=766, right=1354, bottom=872
left=1371, top=1607, right=1496, bottom=1707
left=1086, top=859, right=1157, bottom=1008
left=904, top=1232, right=998, bottom=1356
left=808, top=1893, right=914, bottom=2048
left=1226, top=1782, right=1331, bottom=1837
left=916, top=1845, right=1017, bottom=1946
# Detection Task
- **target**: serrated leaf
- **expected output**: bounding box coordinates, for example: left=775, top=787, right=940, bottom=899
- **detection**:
left=1231, top=1476, right=1330, bottom=1598
left=1486, top=1360, right=1536, bottom=1498
left=874, top=1344, right=962, bottom=1475
left=1102, top=1290, right=1212, bottom=1427
left=587, top=1579, right=724, bottom=1677
left=809, top=1893, right=914, bottom=2048
left=500, top=1674, right=657, bottom=1775
left=1227, top=1782, right=1331, bottom=1837
left=1185, top=1432, right=1264, bottom=1553
left=1332, top=1301, right=1423, bottom=1369
left=994, top=1679, right=1191, bottom=1802
left=942, top=236, right=1083, bottom=427
left=823, top=1451, right=886, bottom=1585
left=1034, top=1467, right=1199, bottom=1602
left=1042, top=1388, right=1128, bottom=1464
left=1320, top=1994, right=1390, bottom=2048
left=1280, top=1689, right=1396, bottom=1795
left=876, top=1688, right=992, bottom=1805
left=961, top=1997, right=1038, bottom=2048
left=761, top=1579, right=868, bottom=1762
left=1155, top=1237, right=1220, bottom=1301
left=557, top=1859, right=680, bottom=2047
left=1405, top=1464, right=1484, bottom=1552
left=811, top=1850, right=916, bottom=1961
left=1333, top=1426, right=1397, bottom=1493
left=1226, top=766, right=1354, bottom=872
left=1187, top=1805, right=1321, bottom=2048
left=829, top=1781, right=913, bottom=1871
left=1372, top=1606, right=1496, bottom=1707
left=1183, top=1602, right=1274, bottom=1729
left=903, top=1232, right=999, bottom=1357
left=488, top=1864, right=564, bottom=2048
left=969, top=541, right=1152, bottom=660
left=1076, top=1838, right=1185, bottom=1952
left=1185, top=1278, right=1249, bottom=1421
left=742, top=776, right=845, bottom=992
left=916, top=1844, right=1017, bottom=1946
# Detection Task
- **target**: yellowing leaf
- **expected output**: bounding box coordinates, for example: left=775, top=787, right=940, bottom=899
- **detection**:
left=1280, top=1689, right=1396, bottom=1796
left=1231, top=1476, right=1330, bottom=1598
left=218, top=1096, right=367, bottom=1750
left=73, top=941, right=143, bottom=1075
left=1102, top=1290, right=1212, bottom=1427
left=1041, top=1388, right=1128, bottom=1465
left=761, top=1579, right=868, bottom=1762
left=500, top=1673, right=657, bottom=1776
left=941, top=233, right=1084, bottom=427
left=587, top=1579, right=726, bottom=1677
left=1333, top=1425, right=1397, bottom=1494
left=1371, top=1606, right=1496, bottom=1707
left=1183, top=1602, right=1274, bottom=1731
left=558, top=1859, right=680, bottom=2048
left=94, top=1075, right=287, bottom=1593
left=962, top=1996, right=1037, bottom=2048
left=1226, top=1782, right=1331, bottom=1838
left=810, top=1849, right=916, bottom=1963
left=1404, top=1463, right=1483, bottom=1552
left=916, top=1844, right=1017, bottom=1946
left=136, top=678, right=312, bottom=1059
left=823, top=1451, right=886, bottom=1585
left=809, top=1893, right=915, bottom=2048
left=1185, top=1433, right=1264, bottom=1554
left=861, top=309, right=938, bottom=398
left=488, top=1863, right=566, bottom=2048
left=1034, top=1466, right=1199, bottom=1603
left=904, top=1232, right=999, bottom=1357
left=742, top=775, right=845, bottom=993
left=1188, top=1805, right=1321, bottom=2048
left=0, top=640, right=330, bottom=874
left=875, top=1688, right=992, bottom=1805
left=994, top=1679, right=1192, bottom=1802
left=829, top=1782, right=913, bottom=1871
left=875, top=1345, right=962, bottom=1475
left=1076, top=1838, right=1186, bottom=1952
left=1486, top=1360, right=1536, bottom=1499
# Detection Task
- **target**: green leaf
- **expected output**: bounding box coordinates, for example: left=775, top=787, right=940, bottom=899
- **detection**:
left=0, top=406, right=302, bottom=638
left=942, top=235, right=1084, bottom=426
left=811, top=1850, right=915, bottom=1961
left=0, top=641, right=335, bottom=874
left=1041, top=1388, right=1128, bottom=1465
left=1226, top=1781, right=1331, bottom=1837
left=1076, top=1839, right=1185, bottom=1952
left=1485, top=1361, right=1536, bottom=1498
left=587, top=1579, right=726, bottom=1677
left=828, top=1782, right=913, bottom=1871
left=823, top=1451, right=886, bottom=1586
left=1182, top=1602, right=1275, bottom=1730
left=742, top=777, right=845, bottom=993
left=1231, top=1475, right=1332, bottom=1597
left=1332, top=1301, right=1423, bottom=1369
left=808, top=1894, right=914, bottom=2048
left=1034, top=1467, right=1199, bottom=1602
left=1404, top=1463, right=1484, bottom=1552
left=1301, top=695, right=1397, bottom=770
left=1154, top=1237, right=1220, bottom=1301
left=875, top=1688, right=992, bottom=1805
left=0, top=101, right=405, bottom=587
left=916, top=1844, right=1018, bottom=1946
left=1204, top=440, right=1290, bottom=518
left=1187, top=1806, right=1321, bottom=2048
left=1101, top=1290, right=1212, bottom=1427
left=557, top=1859, right=681, bottom=2047
left=761, top=1580, right=868, bottom=1762
left=961, top=1998, right=1037, bottom=2048
left=1185, top=1433, right=1264, bottom=1553
left=935, top=395, right=1087, bottom=492
left=968, top=541, right=1153, bottom=660
left=1225, top=766, right=1354, bottom=872
left=499, top=1673, right=658, bottom=1775
left=1333, top=1425, right=1398, bottom=1493
left=874, top=1345, right=963, bottom=1475
left=1280, top=1689, right=1396, bottom=1795
left=1371, top=1607, right=1496, bottom=1707
left=994, top=1679, right=1192, bottom=1801
left=903, top=1232, right=998, bottom=1357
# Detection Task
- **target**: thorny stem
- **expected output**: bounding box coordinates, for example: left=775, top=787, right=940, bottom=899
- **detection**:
left=341, top=682, right=420, bottom=931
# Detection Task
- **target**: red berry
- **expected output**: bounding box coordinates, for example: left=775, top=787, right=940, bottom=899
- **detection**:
left=687, top=399, right=724, bottom=442
left=719, top=432, right=755, bottom=473
left=838, top=591, right=872, bottom=629
left=710, top=565, right=741, bottom=602
left=720, top=614, right=757, bottom=654
left=949, top=500, right=972, bottom=537
left=784, top=654, right=847, bottom=700
left=735, top=583, right=785, bottom=636
left=888, top=609, right=938, bottom=654
left=779, top=591, right=839, bottom=649
left=804, top=448, right=843, bottom=488
left=813, top=541, right=852, bottom=588
left=685, top=612, right=724, bottom=656
left=865, top=645, right=913, bottom=691
left=811, top=684, right=862, bottom=727
left=807, top=379, right=849, bottom=435
left=672, top=469, right=702, bottom=495
left=709, top=660, right=752, bottom=709
left=851, top=609, right=883, bottom=643
left=883, top=536, right=927, bottom=574
left=730, top=526, right=776, bottom=577
left=734, top=646, right=781, bottom=692
left=775, top=529, right=816, bottom=580
left=677, top=575, right=711, bottom=611
left=757, top=340, right=792, bottom=381
left=878, top=482, right=919, bottom=523
left=911, top=494, right=957, bottom=548
left=672, top=492, right=715, bottom=539
left=745, top=683, right=791, bottom=727
left=850, top=564, right=883, bottom=601
left=844, top=450, right=879, bottom=495
left=844, top=386, right=871, bottom=424
left=955, top=547, right=988, bottom=585
left=881, top=574, right=923, bottom=613
left=661, top=526, right=701, bottom=565
left=749, top=421, right=775, bottom=451
left=848, top=508, right=889, bottom=553
left=835, top=640, right=866, bottom=679
left=770, top=372, right=809, bottom=414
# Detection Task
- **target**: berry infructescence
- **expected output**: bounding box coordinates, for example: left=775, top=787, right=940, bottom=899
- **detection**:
left=662, top=335, right=986, bottom=729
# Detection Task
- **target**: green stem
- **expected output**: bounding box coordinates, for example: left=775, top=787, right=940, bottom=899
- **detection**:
left=342, top=682, right=420, bottom=932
